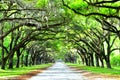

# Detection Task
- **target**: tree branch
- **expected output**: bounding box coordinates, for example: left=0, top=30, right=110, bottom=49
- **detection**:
left=110, top=48, right=120, bottom=53
left=62, top=0, right=120, bottom=20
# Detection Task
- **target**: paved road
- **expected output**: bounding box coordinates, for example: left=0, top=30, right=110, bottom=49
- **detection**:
left=28, top=62, right=86, bottom=80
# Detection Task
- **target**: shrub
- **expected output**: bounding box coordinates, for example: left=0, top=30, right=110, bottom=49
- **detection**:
left=111, top=55, right=120, bottom=66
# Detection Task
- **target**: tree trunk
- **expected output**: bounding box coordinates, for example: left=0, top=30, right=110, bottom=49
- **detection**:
left=21, top=54, right=24, bottom=67
left=1, top=42, right=5, bottom=69
left=95, top=54, right=100, bottom=67
left=16, top=49, right=21, bottom=68
left=16, top=55, right=20, bottom=68
left=85, top=57, right=88, bottom=66
left=25, top=54, right=28, bottom=66
left=1, top=58, right=7, bottom=69
left=31, top=56, right=35, bottom=65
left=88, top=56, right=90, bottom=66
left=29, top=54, right=32, bottom=66
left=1, top=26, right=6, bottom=69
left=106, top=61, right=111, bottom=69
left=105, top=55, right=111, bottom=69
left=90, top=54, right=94, bottom=66
left=32, top=59, right=35, bottom=65
left=106, top=32, right=111, bottom=69
left=100, top=57, right=104, bottom=68
left=78, top=52, right=85, bottom=64
left=8, top=53, right=14, bottom=69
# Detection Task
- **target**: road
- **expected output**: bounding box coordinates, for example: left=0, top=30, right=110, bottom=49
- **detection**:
left=28, top=62, right=86, bottom=80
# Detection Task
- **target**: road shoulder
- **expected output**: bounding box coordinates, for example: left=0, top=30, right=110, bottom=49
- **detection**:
left=70, top=67, right=120, bottom=80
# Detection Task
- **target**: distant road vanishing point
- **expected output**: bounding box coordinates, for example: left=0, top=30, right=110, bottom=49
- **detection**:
left=28, top=62, right=86, bottom=80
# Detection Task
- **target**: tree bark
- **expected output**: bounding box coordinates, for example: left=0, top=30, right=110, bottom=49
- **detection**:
left=8, top=52, right=14, bottom=69
left=1, top=41, right=6, bottom=69
left=21, top=54, right=24, bottom=67
left=95, top=54, right=100, bottom=67
left=99, top=57, right=104, bottom=68
left=25, top=54, right=28, bottom=66
left=88, top=56, right=90, bottom=66
left=1, top=58, right=7, bottom=69
left=90, top=54, right=94, bottom=66
left=77, top=51, right=85, bottom=64
left=16, top=50, right=21, bottom=68
left=16, top=55, right=20, bottom=68
left=1, top=24, right=5, bottom=69
left=105, top=55, right=111, bottom=68
left=85, top=57, right=88, bottom=66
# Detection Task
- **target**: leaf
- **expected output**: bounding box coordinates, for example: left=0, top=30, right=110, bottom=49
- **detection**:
left=99, top=8, right=116, bottom=15
left=36, top=0, right=48, bottom=8
left=112, top=1, right=120, bottom=7
left=69, top=0, right=88, bottom=12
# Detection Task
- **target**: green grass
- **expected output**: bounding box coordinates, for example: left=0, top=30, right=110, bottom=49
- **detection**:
left=0, top=63, right=52, bottom=77
left=67, top=63, right=120, bottom=75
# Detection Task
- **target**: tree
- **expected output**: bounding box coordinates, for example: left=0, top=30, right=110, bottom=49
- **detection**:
left=62, top=0, right=120, bottom=35
left=0, top=0, right=69, bottom=69
left=62, top=0, right=120, bottom=68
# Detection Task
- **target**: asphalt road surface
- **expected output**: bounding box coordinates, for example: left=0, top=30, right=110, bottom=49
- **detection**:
left=28, top=62, right=86, bottom=80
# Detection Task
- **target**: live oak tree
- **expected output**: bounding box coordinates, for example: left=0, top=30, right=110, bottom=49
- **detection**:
left=0, top=0, right=69, bottom=69
left=62, top=0, right=120, bottom=68
left=62, top=0, right=120, bottom=38
left=65, top=13, right=120, bottom=68
left=1, top=0, right=120, bottom=70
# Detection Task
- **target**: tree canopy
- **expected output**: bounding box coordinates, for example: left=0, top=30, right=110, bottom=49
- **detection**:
left=0, top=0, right=120, bottom=70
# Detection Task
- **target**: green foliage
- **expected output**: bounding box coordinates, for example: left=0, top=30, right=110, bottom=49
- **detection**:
left=0, top=2, right=8, bottom=9
left=112, top=2, right=120, bottom=7
left=73, top=15, right=99, bottom=31
left=111, top=55, right=120, bottom=66
left=36, top=0, right=48, bottom=8
left=60, top=7, right=74, bottom=18
left=0, top=13, right=3, bottom=18
left=0, top=0, right=120, bottom=71
left=45, top=40, right=68, bottom=60
left=24, top=0, right=34, bottom=1
left=48, top=40, right=64, bottom=51
left=3, top=35, right=11, bottom=48
left=99, top=8, right=116, bottom=15
left=4, top=22, right=12, bottom=32
left=69, top=0, right=88, bottom=11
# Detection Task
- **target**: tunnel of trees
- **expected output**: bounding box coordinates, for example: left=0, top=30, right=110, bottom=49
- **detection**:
left=0, top=0, right=120, bottom=70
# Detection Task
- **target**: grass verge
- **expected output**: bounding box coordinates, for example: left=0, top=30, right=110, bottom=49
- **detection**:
left=0, top=63, right=52, bottom=77
left=67, top=63, right=120, bottom=75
